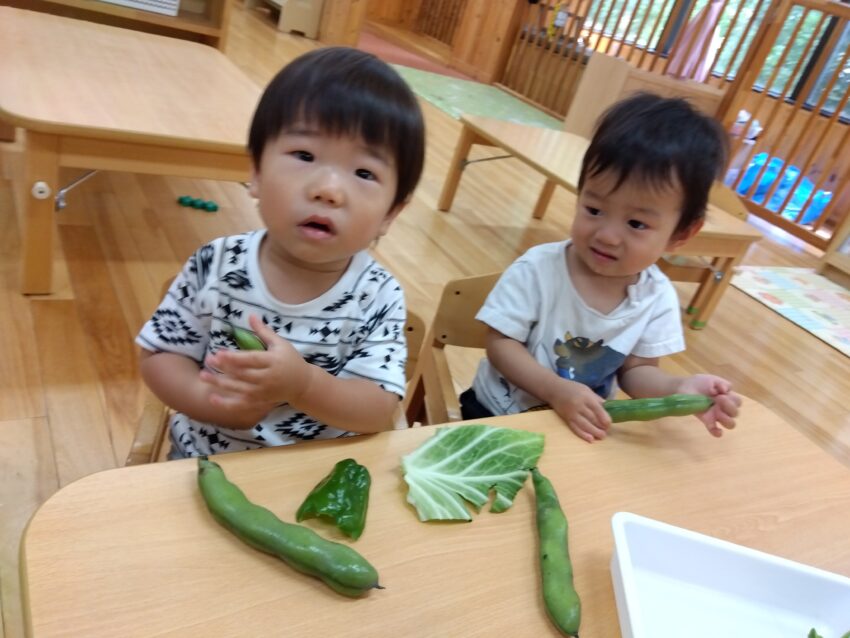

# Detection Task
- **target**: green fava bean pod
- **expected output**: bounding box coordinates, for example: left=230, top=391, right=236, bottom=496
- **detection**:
left=230, top=325, right=266, bottom=351
left=197, top=458, right=381, bottom=597
left=296, top=458, right=371, bottom=540
left=531, top=467, right=581, bottom=637
left=603, top=394, right=714, bottom=423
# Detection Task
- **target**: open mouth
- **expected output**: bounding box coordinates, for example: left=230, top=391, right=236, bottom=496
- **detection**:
left=299, top=216, right=335, bottom=238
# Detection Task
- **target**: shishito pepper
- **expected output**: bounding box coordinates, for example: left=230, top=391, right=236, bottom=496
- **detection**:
left=296, top=459, right=371, bottom=540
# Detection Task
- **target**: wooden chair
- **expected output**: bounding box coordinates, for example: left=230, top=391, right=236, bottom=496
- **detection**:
left=125, top=293, right=427, bottom=465
left=404, top=272, right=500, bottom=426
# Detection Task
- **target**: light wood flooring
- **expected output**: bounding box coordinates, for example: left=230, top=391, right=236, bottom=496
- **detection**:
left=1, top=4, right=849, bottom=637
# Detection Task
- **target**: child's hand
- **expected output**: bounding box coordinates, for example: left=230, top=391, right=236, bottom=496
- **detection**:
left=677, top=374, right=741, bottom=437
left=200, top=315, right=314, bottom=419
left=549, top=379, right=612, bottom=443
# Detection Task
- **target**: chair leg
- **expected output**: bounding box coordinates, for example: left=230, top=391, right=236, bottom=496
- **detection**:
left=404, top=367, right=427, bottom=427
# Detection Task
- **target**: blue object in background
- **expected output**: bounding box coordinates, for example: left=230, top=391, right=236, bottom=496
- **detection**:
left=736, top=152, right=832, bottom=225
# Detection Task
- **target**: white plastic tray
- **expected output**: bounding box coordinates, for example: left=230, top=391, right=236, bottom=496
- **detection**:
left=610, top=512, right=850, bottom=638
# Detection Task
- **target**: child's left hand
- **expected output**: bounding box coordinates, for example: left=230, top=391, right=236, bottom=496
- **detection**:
left=201, top=315, right=315, bottom=412
left=677, top=374, right=741, bottom=437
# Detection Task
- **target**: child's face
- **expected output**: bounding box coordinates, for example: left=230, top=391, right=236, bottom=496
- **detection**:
left=250, top=125, right=402, bottom=272
left=571, top=170, right=697, bottom=279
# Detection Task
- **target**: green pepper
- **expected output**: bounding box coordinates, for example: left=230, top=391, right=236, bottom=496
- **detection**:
left=296, top=459, right=371, bottom=540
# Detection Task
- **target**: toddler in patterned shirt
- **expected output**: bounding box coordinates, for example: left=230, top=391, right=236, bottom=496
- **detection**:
left=137, top=47, right=425, bottom=458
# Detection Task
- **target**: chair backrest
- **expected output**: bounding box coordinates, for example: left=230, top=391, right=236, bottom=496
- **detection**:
left=404, top=272, right=501, bottom=426
left=403, top=309, right=426, bottom=381
left=563, top=52, right=725, bottom=139
left=126, top=278, right=430, bottom=465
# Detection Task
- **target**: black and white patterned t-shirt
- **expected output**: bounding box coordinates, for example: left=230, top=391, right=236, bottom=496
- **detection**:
left=136, top=230, right=407, bottom=457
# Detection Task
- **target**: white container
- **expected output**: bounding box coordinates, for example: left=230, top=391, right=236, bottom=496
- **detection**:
left=610, top=512, right=850, bottom=638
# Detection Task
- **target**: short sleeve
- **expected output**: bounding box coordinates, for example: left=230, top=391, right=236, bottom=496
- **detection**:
left=630, top=281, right=686, bottom=358
left=338, top=278, right=408, bottom=398
left=135, top=242, right=218, bottom=363
left=475, top=258, right=540, bottom=343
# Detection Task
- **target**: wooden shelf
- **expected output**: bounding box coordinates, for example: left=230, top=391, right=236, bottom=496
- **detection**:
left=6, top=0, right=232, bottom=48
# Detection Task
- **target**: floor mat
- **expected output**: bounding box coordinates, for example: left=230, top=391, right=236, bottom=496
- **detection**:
left=392, top=65, right=562, bottom=129
left=731, top=266, right=850, bottom=357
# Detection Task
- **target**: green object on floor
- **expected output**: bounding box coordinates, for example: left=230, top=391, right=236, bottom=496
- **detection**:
left=392, top=64, right=562, bottom=130
left=176, top=195, right=218, bottom=212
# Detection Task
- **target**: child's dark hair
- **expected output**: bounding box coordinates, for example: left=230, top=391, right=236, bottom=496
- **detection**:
left=578, top=92, right=728, bottom=234
left=248, top=47, right=425, bottom=210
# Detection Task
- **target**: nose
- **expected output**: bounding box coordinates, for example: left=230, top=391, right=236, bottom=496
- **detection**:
left=595, top=220, right=621, bottom=246
left=308, top=167, right=345, bottom=207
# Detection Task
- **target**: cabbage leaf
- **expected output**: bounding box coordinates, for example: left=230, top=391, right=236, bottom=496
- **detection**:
left=401, top=425, right=545, bottom=522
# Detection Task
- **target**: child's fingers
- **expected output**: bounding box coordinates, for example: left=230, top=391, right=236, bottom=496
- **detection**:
left=705, top=421, right=723, bottom=437
left=591, top=401, right=612, bottom=429
left=715, top=394, right=740, bottom=420
left=573, top=413, right=607, bottom=441
left=248, top=315, right=280, bottom=346
left=201, top=370, right=256, bottom=397
left=205, top=350, right=268, bottom=374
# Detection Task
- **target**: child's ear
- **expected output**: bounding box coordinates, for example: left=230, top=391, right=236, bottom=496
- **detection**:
left=248, top=166, right=260, bottom=199
left=667, top=219, right=704, bottom=250
left=377, top=201, right=407, bottom=236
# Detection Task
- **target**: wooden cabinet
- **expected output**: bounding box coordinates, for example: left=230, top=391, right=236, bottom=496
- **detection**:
left=4, top=0, right=232, bottom=49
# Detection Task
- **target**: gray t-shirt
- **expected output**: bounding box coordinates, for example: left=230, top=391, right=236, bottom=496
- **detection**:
left=472, top=240, right=684, bottom=415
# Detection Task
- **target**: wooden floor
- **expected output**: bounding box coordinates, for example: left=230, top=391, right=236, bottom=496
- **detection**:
left=1, top=4, right=849, bottom=637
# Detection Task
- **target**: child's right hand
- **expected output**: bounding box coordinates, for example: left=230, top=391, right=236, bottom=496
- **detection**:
left=200, top=315, right=312, bottom=426
left=548, top=379, right=612, bottom=443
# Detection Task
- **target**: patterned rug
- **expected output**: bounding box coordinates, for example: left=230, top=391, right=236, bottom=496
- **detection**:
left=392, top=64, right=562, bottom=129
left=731, top=267, right=850, bottom=357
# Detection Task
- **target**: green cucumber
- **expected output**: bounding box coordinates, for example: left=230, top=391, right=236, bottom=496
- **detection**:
left=603, top=394, right=713, bottom=423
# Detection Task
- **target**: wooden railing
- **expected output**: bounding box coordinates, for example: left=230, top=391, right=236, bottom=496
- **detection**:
left=414, top=0, right=467, bottom=46
left=497, top=0, right=772, bottom=116
left=719, top=0, right=850, bottom=249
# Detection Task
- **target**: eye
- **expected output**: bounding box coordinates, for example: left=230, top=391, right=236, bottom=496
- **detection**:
left=291, top=150, right=313, bottom=162
left=628, top=219, right=648, bottom=230
left=585, top=206, right=600, bottom=216
left=355, top=168, right=377, bottom=181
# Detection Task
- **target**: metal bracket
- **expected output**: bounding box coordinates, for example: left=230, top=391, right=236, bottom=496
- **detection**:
left=55, top=170, right=98, bottom=211
left=461, top=154, right=514, bottom=169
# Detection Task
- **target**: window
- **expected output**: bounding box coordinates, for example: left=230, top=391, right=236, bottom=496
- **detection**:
left=804, top=20, right=850, bottom=119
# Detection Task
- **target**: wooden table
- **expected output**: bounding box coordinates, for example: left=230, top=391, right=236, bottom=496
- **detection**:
left=439, top=114, right=763, bottom=328
left=0, top=7, right=260, bottom=294
left=21, top=398, right=850, bottom=637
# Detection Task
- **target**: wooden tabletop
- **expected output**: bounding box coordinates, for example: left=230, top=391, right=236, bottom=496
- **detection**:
left=0, top=7, right=260, bottom=152
left=462, top=113, right=589, bottom=190
left=21, top=398, right=850, bottom=637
